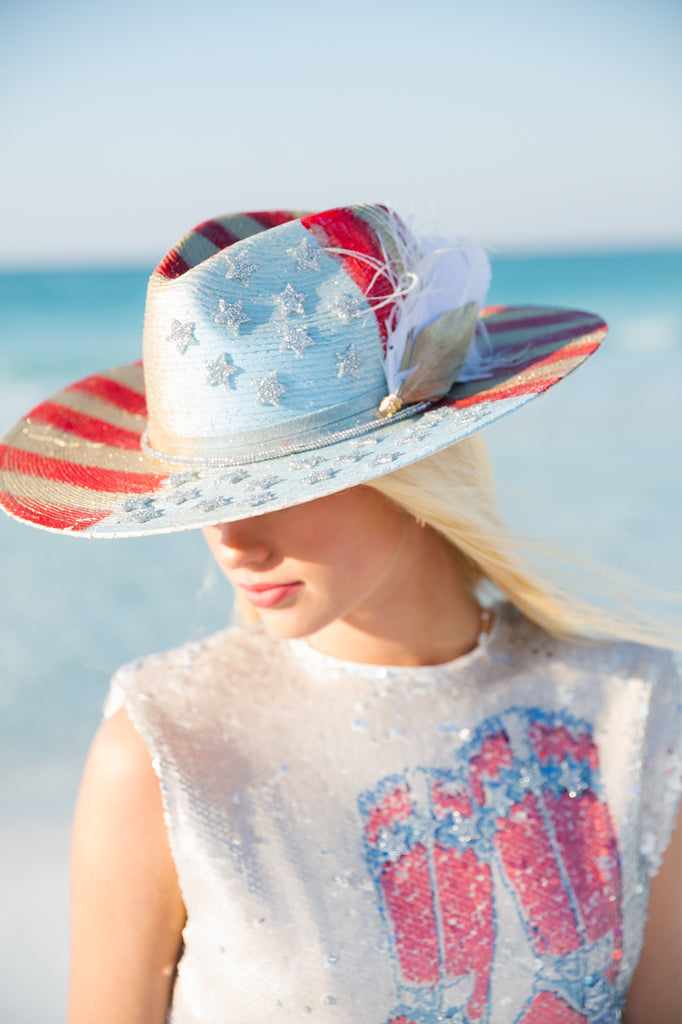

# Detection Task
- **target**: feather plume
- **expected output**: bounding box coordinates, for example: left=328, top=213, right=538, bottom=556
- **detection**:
left=323, top=207, right=492, bottom=414
left=363, top=214, right=491, bottom=412
left=395, top=301, right=479, bottom=404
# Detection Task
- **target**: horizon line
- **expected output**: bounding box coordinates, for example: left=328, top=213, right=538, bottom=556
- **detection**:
left=1, top=240, right=681, bottom=275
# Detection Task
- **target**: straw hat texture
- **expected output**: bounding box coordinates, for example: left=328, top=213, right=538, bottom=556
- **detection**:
left=0, top=204, right=607, bottom=538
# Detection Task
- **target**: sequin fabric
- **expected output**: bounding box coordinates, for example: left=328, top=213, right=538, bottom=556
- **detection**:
left=105, top=605, right=682, bottom=1024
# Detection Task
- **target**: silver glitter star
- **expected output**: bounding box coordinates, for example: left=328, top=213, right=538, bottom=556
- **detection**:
left=292, top=455, right=327, bottom=470
left=274, top=283, right=305, bottom=316
left=332, top=293, right=365, bottom=321
left=558, top=758, right=590, bottom=799
left=221, top=469, right=249, bottom=485
left=516, top=762, right=544, bottom=793
left=333, top=451, right=365, bottom=464
left=168, top=472, right=198, bottom=487
left=376, top=826, right=408, bottom=863
left=215, top=299, right=251, bottom=332
left=133, top=507, right=164, bottom=523
left=281, top=323, right=315, bottom=358
left=289, top=237, right=322, bottom=271
left=252, top=371, right=287, bottom=406
left=410, top=811, right=438, bottom=848
left=482, top=779, right=515, bottom=818
left=224, top=248, right=258, bottom=286
left=248, top=490, right=276, bottom=506
left=122, top=497, right=163, bottom=523
left=169, top=487, right=201, bottom=505
left=368, top=452, right=397, bottom=467
left=203, top=496, right=230, bottom=512
left=304, top=468, right=335, bottom=484
left=168, top=318, right=198, bottom=354
left=122, top=496, right=154, bottom=512
left=336, top=343, right=364, bottom=379
left=206, top=354, right=239, bottom=389
left=247, top=475, right=280, bottom=490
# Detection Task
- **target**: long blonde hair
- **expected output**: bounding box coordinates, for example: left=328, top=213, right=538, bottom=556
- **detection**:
left=368, top=434, right=680, bottom=648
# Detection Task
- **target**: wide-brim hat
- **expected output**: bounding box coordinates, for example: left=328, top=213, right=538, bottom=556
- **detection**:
left=0, top=205, right=606, bottom=538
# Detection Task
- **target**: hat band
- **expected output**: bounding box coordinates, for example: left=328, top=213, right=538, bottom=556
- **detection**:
left=141, top=392, right=432, bottom=468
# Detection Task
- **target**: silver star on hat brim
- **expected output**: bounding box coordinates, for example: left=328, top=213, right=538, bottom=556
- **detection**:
left=252, top=371, right=287, bottom=406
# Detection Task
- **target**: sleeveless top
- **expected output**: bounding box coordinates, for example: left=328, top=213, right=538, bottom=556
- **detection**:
left=105, top=604, right=682, bottom=1024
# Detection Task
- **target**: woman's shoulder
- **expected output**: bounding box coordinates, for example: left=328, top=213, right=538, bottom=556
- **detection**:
left=500, top=602, right=680, bottom=687
left=104, top=621, right=277, bottom=718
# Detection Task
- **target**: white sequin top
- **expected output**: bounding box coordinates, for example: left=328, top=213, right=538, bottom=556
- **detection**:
left=105, top=605, right=682, bottom=1024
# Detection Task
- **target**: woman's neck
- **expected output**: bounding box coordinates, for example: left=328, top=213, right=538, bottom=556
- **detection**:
left=305, top=518, right=483, bottom=667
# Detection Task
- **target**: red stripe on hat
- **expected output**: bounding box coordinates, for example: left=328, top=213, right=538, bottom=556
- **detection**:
left=451, top=373, right=564, bottom=410
left=194, top=219, right=241, bottom=250
left=27, top=401, right=143, bottom=450
left=449, top=336, right=600, bottom=409
left=0, top=445, right=165, bottom=494
left=245, top=210, right=298, bottom=230
left=302, top=208, right=396, bottom=349
left=486, top=335, right=602, bottom=379
left=155, top=248, right=191, bottom=279
left=0, top=489, right=109, bottom=531
left=66, top=375, right=148, bottom=416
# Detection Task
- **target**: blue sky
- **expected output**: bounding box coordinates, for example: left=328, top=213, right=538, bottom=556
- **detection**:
left=1, top=0, right=680, bottom=265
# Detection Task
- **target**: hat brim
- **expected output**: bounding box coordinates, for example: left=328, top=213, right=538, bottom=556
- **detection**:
left=0, top=305, right=606, bottom=538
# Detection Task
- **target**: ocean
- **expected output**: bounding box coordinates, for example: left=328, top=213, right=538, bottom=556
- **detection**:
left=1, top=250, right=681, bottom=1021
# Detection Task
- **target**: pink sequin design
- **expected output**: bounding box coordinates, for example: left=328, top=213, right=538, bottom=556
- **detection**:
left=359, top=710, right=623, bottom=1024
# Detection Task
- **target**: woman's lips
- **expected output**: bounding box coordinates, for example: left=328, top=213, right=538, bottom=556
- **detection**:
left=238, top=582, right=302, bottom=609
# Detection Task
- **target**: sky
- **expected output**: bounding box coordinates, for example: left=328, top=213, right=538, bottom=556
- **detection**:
left=0, top=0, right=680, bottom=266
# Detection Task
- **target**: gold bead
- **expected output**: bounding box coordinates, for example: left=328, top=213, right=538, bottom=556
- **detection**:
left=376, top=394, right=403, bottom=419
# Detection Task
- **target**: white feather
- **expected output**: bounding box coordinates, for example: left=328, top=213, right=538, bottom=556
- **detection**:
left=379, top=221, right=491, bottom=394
left=323, top=209, right=492, bottom=394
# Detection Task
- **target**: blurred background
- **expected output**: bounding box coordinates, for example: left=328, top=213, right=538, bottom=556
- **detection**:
left=1, top=1, right=680, bottom=1020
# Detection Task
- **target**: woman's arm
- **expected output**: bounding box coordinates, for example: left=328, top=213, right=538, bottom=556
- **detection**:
left=623, top=802, right=682, bottom=1023
left=68, top=708, right=186, bottom=1024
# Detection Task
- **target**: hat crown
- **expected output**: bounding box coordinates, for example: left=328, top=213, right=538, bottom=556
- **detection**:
left=143, top=206, right=405, bottom=464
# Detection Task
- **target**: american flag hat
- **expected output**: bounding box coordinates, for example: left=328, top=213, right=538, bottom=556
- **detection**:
left=0, top=205, right=606, bottom=538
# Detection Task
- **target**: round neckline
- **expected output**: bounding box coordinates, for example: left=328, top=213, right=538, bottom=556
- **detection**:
left=287, top=603, right=505, bottom=680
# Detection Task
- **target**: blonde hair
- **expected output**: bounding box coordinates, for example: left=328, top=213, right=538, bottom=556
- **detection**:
left=367, top=434, right=680, bottom=649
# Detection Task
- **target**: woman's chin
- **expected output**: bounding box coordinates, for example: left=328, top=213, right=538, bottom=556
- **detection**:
left=253, top=607, right=323, bottom=642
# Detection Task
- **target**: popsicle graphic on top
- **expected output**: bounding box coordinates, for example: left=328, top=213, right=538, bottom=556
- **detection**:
left=359, top=709, right=623, bottom=1024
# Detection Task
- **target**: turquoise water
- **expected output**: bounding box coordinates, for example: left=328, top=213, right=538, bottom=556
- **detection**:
left=2, top=249, right=680, bottom=380
left=0, top=250, right=681, bottom=1021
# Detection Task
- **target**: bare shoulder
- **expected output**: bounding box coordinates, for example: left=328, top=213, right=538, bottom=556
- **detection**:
left=81, top=706, right=161, bottom=803
left=623, top=801, right=682, bottom=1023
left=69, top=709, right=186, bottom=1024
left=73, top=708, right=172, bottom=862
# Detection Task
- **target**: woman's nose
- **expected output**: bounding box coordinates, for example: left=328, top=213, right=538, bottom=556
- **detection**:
left=215, top=520, right=272, bottom=569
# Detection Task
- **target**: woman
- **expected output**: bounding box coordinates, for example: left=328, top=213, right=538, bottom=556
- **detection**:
left=1, top=205, right=679, bottom=1022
